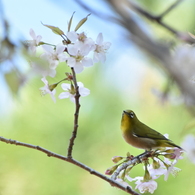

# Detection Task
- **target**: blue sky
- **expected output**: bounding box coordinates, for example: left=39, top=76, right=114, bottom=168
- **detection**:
left=0, top=0, right=146, bottom=115
left=2, top=0, right=120, bottom=44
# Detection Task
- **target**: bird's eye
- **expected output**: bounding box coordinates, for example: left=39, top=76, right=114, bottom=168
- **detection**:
left=130, top=112, right=134, bottom=118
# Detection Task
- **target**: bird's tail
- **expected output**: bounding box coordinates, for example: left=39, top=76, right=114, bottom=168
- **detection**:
left=167, top=141, right=183, bottom=150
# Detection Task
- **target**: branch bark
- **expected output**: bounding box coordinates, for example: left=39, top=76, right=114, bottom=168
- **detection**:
left=0, top=136, right=140, bottom=195
left=67, top=68, right=81, bottom=158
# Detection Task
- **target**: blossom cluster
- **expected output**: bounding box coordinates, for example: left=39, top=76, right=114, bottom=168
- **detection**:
left=26, top=14, right=111, bottom=103
left=105, top=147, right=183, bottom=194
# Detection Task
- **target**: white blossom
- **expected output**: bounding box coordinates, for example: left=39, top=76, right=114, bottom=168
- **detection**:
left=27, top=28, right=42, bottom=54
left=67, top=43, right=93, bottom=73
left=39, top=77, right=56, bottom=103
left=59, top=82, right=90, bottom=103
left=93, top=33, right=111, bottom=63
left=41, top=44, right=67, bottom=69
left=134, top=177, right=157, bottom=194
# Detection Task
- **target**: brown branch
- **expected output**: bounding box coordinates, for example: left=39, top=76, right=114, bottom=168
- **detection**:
left=75, top=0, right=192, bottom=42
left=126, top=0, right=180, bottom=35
left=67, top=68, right=81, bottom=158
left=0, top=136, right=140, bottom=195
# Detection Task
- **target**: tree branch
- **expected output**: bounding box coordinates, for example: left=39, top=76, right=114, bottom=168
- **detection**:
left=67, top=68, right=81, bottom=158
left=158, top=0, right=183, bottom=19
left=75, top=0, right=193, bottom=43
left=125, top=0, right=185, bottom=36
left=111, top=151, right=151, bottom=180
left=0, top=136, right=140, bottom=195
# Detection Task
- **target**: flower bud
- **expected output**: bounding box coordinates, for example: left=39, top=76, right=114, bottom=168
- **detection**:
left=112, top=156, right=124, bottom=163
left=120, top=170, right=126, bottom=181
left=152, top=159, right=160, bottom=169
left=105, top=165, right=118, bottom=175
left=125, top=165, right=133, bottom=174
left=164, top=153, right=176, bottom=159
left=144, top=168, right=151, bottom=182
left=49, top=83, right=58, bottom=91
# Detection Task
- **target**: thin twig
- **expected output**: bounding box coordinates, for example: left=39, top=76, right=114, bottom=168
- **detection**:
left=125, top=0, right=178, bottom=35
left=111, top=151, right=151, bottom=180
left=158, top=0, right=183, bottom=19
left=67, top=68, right=81, bottom=158
left=75, top=0, right=185, bottom=37
left=0, top=136, right=140, bottom=195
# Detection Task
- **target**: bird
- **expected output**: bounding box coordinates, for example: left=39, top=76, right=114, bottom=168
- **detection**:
left=121, top=110, right=182, bottom=150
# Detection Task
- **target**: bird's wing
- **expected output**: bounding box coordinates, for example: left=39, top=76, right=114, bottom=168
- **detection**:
left=133, top=122, right=169, bottom=140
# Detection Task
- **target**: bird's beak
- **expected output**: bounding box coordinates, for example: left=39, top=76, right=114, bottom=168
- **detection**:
left=122, top=110, right=127, bottom=117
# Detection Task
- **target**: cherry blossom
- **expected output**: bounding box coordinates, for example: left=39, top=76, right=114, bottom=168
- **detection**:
left=41, top=44, right=67, bottom=70
left=59, top=82, right=90, bottom=102
left=93, top=33, right=111, bottom=63
left=66, top=31, right=78, bottom=43
left=39, top=77, right=56, bottom=103
left=135, top=178, right=157, bottom=194
left=27, top=28, right=42, bottom=54
left=131, top=176, right=158, bottom=194
left=67, top=43, right=94, bottom=73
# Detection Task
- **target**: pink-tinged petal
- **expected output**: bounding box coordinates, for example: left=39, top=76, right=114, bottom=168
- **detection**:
left=70, top=95, right=76, bottom=103
left=49, top=60, right=58, bottom=69
left=96, top=33, right=103, bottom=45
left=41, top=77, right=48, bottom=85
left=80, top=44, right=92, bottom=56
left=93, top=52, right=99, bottom=63
left=79, top=88, right=90, bottom=97
left=136, top=180, right=157, bottom=194
left=82, top=57, right=93, bottom=67
left=67, top=44, right=78, bottom=56
left=56, top=44, right=66, bottom=54
left=74, top=63, right=84, bottom=73
left=67, top=57, right=76, bottom=67
left=104, top=42, right=111, bottom=50
left=42, top=45, right=53, bottom=53
left=59, top=92, right=70, bottom=99
left=61, top=83, right=71, bottom=90
left=67, top=31, right=78, bottom=42
left=58, top=53, right=67, bottom=62
left=48, top=69, right=56, bottom=78
left=36, top=35, right=42, bottom=44
left=29, top=28, right=36, bottom=39
left=77, top=82, right=84, bottom=87
left=50, top=89, right=56, bottom=103
left=98, top=53, right=106, bottom=63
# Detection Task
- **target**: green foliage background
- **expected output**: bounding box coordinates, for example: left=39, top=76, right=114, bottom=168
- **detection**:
left=1, top=0, right=195, bottom=194
left=0, top=63, right=194, bottom=195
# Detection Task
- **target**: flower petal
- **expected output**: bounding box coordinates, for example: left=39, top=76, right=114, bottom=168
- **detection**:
left=61, top=83, right=71, bottom=90
left=59, top=92, right=70, bottom=99
left=74, top=63, right=84, bottom=73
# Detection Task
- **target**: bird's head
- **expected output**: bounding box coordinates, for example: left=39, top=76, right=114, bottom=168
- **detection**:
left=121, top=110, right=138, bottom=129
left=123, top=110, right=135, bottom=119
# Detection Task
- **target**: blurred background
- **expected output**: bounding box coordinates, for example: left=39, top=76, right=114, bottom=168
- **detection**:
left=0, top=0, right=195, bottom=194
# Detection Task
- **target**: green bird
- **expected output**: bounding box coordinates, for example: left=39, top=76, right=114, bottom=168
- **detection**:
left=121, top=110, right=182, bottom=150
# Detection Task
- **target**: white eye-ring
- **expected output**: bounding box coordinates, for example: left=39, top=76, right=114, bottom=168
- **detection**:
left=130, top=112, right=134, bottom=118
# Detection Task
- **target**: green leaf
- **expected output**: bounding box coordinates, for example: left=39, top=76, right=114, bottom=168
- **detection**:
left=42, top=22, right=64, bottom=35
left=74, top=13, right=91, bottom=32
left=68, top=12, right=75, bottom=32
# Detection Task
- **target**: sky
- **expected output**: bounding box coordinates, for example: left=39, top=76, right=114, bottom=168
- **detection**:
left=0, top=0, right=147, bottom=115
